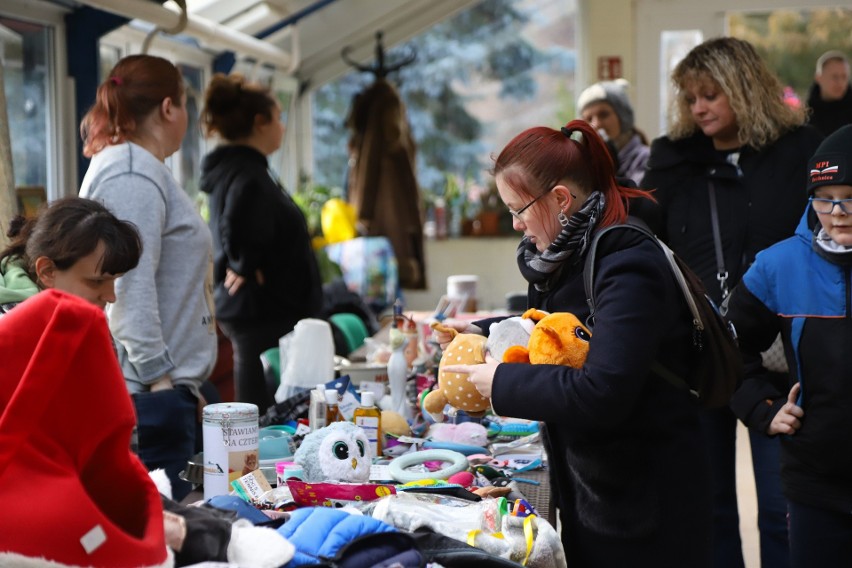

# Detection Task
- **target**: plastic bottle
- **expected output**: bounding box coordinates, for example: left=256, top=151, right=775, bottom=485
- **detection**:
left=309, top=383, right=327, bottom=431
left=352, top=391, right=382, bottom=457
left=325, top=389, right=342, bottom=424
left=434, top=197, right=447, bottom=240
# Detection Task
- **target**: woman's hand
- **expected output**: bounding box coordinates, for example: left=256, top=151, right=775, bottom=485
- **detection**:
left=432, top=319, right=481, bottom=350
left=149, top=373, right=173, bottom=392
left=767, top=382, right=804, bottom=436
left=443, top=354, right=499, bottom=398
left=224, top=268, right=265, bottom=296
left=224, top=268, right=245, bottom=296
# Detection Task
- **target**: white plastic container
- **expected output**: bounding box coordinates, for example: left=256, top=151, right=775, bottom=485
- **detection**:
left=275, top=318, right=336, bottom=402
left=308, top=383, right=327, bottom=431
left=202, top=402, right=259, bottom=500
left=447, top=274, right=479, bottom=312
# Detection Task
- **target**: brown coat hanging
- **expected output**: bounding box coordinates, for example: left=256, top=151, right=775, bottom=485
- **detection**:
left=346, top=78, right=425, bottom=289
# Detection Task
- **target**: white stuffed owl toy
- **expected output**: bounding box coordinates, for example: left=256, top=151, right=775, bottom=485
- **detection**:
left=294, top=421, right=372, bottom=483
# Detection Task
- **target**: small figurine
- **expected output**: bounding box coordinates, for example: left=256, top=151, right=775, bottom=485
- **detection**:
left=386, top=315, right=419, bottom=420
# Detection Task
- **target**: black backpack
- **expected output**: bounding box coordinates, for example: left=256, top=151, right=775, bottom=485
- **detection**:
left=583, top=219, right=742, bottom=408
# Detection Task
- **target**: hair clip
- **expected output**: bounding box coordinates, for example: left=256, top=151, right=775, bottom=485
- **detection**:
left=560, top=126, right=583, bottom=144
left=110, top=76, right=123, bottom=86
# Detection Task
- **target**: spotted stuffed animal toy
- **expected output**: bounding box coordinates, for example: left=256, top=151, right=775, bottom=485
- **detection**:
left=424, top=322, right=490, bottom=422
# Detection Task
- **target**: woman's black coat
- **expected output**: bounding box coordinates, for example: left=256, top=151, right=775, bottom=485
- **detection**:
left=639, top=126, right=823, bottom=304
left=200, top=145, right=322, bottom=325
left=488, top=228, right=713, bottom=567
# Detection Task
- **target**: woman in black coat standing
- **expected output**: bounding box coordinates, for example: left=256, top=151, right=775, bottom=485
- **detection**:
left=200, top=74, right=323, bottom=412
left=440, top=120, right=713, bottom=567
left=640, top=37, right=823, bottom=568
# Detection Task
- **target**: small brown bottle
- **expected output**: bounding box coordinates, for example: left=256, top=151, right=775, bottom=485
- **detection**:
left=324, top=389, right=342, bottom=424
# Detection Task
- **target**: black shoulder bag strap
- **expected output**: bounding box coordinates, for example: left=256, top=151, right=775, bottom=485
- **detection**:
left=583, top=218, right=703, bottom=395
left=707, top=181, right=729, bottom=299
left=584, top=217, right=657, bottom=329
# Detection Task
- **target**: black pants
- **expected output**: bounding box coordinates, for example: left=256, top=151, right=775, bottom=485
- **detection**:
left=700, top=407, right=789, bottom=568
left=219, top=319, right=295, bottom=413
left=789, top=499, right=852, bottom=568
left=133, top=386, right=197, bottom=501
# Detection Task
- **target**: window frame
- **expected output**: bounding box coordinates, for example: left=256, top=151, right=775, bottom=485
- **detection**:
left=0, top=0, right=71, bottom=201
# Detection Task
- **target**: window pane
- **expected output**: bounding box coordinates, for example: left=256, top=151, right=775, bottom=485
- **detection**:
left=0, top=16, right=50, bottom=191
left=659, top=30, right=703, bottom=134
left=176, top=63, right=204, bottom=203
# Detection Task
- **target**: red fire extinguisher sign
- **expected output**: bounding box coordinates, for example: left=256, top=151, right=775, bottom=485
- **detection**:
left=597, top=56, right=622, bottom=80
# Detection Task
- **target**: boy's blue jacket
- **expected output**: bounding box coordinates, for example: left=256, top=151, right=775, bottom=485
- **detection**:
left=728, top=209, right=852, bottom=514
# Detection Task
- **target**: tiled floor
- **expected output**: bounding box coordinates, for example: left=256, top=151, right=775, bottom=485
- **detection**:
left=736, top=421, right=760, bottom=568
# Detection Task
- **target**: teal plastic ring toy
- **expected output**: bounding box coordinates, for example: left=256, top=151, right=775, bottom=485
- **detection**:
left=388, top=449, right=469, bottom=483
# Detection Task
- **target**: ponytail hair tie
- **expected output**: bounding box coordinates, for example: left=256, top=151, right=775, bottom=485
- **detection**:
left=560, top=126, right=583, bottom=143
left=110, top=76, right=123, bottom=86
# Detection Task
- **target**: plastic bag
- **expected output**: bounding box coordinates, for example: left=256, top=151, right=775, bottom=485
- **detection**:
left=321, top=198, right=358, bottom=244
left=275, top=318, right=335, bottom=403
left=372, top=491, right=504, bottom=535
left=324, top=236, right=399, bottom=313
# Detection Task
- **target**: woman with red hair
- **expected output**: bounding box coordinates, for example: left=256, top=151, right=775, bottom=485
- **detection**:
left=79, top=54, right=217, bottom=501
left=440, top=120, right=713, bottom=566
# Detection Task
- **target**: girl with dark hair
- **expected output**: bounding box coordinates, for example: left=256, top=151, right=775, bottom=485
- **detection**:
left=641, top=37, right=824, bottom=568
left=0, top=196, right=142, bottom=314
left=200, top=73, right=323, bottom=412
left=79, top=54, right=217, bottom=501
left=438, top=119, right=713, bottom=566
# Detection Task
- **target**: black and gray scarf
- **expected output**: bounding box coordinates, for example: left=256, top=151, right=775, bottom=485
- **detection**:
left=517, top=191, right=605, bottom=291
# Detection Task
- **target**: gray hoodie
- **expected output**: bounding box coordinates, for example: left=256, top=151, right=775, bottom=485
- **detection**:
left=80, top=142, right=216, bottom=395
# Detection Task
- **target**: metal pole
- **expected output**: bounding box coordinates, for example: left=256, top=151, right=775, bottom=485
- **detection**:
left=0, top=60, right=15, bottom=247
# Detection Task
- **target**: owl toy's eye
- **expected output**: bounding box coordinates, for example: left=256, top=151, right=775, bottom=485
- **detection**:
left=575, top=326, right=591, bottom=342
left=332, top=441, right=350, bottom=460
left=356, top=440, right=366, bottom=457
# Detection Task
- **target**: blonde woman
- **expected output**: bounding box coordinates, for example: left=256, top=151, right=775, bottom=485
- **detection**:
left=641, top=37, right=823, bottom=568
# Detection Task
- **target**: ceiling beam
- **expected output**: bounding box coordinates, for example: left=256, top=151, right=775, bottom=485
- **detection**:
left=75, top=0, right=293, bottom=68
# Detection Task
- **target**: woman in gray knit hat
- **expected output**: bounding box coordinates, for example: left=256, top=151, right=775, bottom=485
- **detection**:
left=577, top=78, right=650, bottom=185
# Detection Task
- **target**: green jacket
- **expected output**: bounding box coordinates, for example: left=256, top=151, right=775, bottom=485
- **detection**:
left=0, top=258, right=38, bottom=312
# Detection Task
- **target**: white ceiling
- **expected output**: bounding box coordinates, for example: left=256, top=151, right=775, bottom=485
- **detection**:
left=186, top=0, right=483, bottom=88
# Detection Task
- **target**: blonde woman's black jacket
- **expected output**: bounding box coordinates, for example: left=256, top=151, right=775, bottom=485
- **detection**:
left=200, top=145, right=322, bottom=324
left=640, top=126, right=823, bottom=305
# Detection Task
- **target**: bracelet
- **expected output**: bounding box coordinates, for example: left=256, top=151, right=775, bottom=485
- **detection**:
left=388, top=449, right=469, bottom=483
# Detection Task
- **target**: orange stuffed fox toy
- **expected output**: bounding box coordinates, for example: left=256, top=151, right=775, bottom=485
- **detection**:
left=503, top=309, right=592, bottom=368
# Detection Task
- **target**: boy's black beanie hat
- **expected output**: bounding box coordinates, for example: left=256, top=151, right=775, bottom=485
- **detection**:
left=808, top=124, right=852, bottom=195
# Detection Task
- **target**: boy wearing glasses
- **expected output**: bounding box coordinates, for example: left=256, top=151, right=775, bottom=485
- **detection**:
left=725, top=124, right=852, bottom=568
